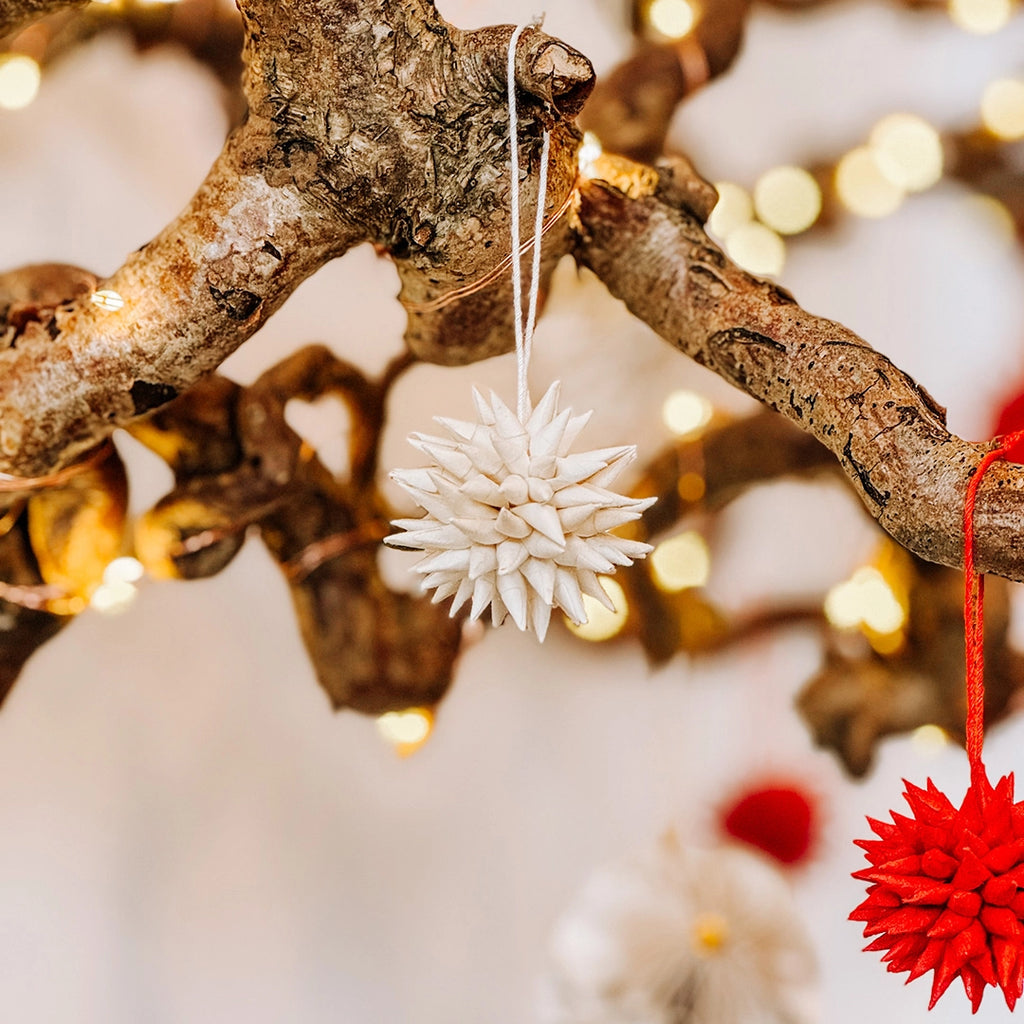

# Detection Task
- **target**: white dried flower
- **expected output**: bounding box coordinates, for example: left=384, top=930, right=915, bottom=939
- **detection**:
left=542, top=835, right=819, bottom=1024
left=384, top=381, right=654, bottom=641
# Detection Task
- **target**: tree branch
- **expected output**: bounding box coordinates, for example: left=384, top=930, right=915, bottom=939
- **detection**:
left=574, top=158, right=1024, bottom=582
left=0, top=0, right=84, bottom=38
left=0, top=1, right=594, bottom=479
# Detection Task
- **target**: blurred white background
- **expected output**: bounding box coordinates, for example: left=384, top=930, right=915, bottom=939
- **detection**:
left=1, top=1, right=1024, bottom=1021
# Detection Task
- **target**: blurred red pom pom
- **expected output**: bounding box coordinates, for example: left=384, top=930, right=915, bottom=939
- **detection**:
left=719, top=781, right=818, bottom=867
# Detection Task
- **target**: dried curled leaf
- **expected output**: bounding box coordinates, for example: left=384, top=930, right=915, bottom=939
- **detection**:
left=26, top=443, right=128, bottom=600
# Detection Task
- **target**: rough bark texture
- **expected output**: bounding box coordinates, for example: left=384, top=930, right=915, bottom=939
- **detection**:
left=574, top=161, right=1024, bottom=581
left=3, top=0, right=1024, bottom=591
left=0, top=0, right=594, bottom=477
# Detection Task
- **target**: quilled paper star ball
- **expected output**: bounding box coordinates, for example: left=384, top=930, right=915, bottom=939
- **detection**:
left=850, top=772, right=1024, bottom=1012
left=384, top=381, right=655, bottom=641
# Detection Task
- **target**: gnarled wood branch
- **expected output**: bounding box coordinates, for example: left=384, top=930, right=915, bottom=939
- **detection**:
left=2, top=0, right=1023, bottom=588
left=573, top=159, right=1024, bottom=581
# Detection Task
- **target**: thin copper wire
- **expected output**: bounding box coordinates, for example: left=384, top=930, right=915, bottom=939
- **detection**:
left=0, top=439, right=115, bottom=493
left=399, top=182, right=578, bottom=316
left=283, top=520, right=390, bottom=583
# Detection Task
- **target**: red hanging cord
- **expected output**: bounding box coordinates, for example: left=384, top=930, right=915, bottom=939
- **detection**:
left=963, top=431, right=1024, bottom=786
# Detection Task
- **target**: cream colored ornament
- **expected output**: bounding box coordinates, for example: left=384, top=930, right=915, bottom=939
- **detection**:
left=385, top=381, right=654, bottom=640
left=385, top=21, right=655, bottom=640
left=542, top=836, right=819, bottom=1024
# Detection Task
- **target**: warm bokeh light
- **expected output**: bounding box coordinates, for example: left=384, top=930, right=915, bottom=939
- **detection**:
left=981, top=78, right=1024, bottom=140
left=376, top=707, right=434, bottom=757
left=577, top=130, right=603, bottom=178
left=0, top=55, right=41, bottom=111
left=835, top=147, right=904, bottom=219
left=91, top=289, right=125, bottom=311
left=724, top=222, right=785, bottom=277
left=89, top=579, right=138, bottom=616
left=103, top=556, right=145, bottom=585
left=869, top=114, right=943, bottom=192
left=911, top=724, right=950, bottom=757
left=677, top=472, right=706, bottom=503
left=662, top=389, right=713, bottom=438
left=949, top=0, right=1014, bottom=33
left=647, top=0, right=698, bottom=39
left=565, top=578, right=629, bottom=641
left=650, top=531, right=710, bottom=592
left=753, top=165, right=822, bottom=235
left=824, top=566, right=906, bottom=634
left=707, top=182, right=753, bottom=240
left=963, top=194, right=1016, bottom=248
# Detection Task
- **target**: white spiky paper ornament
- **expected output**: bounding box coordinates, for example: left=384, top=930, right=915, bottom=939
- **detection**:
left=384, top=22, right=655, bottom=641
left=385, top=382, right=654, bottom=640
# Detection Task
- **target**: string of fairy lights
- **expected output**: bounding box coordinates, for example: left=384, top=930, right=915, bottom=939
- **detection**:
left=1, top=0, right=1020, bottom=758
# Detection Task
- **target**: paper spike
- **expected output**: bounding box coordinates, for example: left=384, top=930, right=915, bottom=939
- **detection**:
left=557, top=411, right=592, bottom=456
left=496, top=507, right=530, bottom=539
left=453, top=518, right=505, bottom=546
left=389, top=467, right=438, bottom=492
left=417, top=548, right=472, bottom=574
left=497, top=539, right=529, bottom=576
left=521, top=557, right=556, bottom=604
left=496, top=570, right=529, bottom=630
left=433, top=416, right=476, bottom=440
left=531, top=597, right=552, bottom=642
left=471, top=386, right=496, bottom=425
left=530, top=408, right=573, bottom=459
left=469, top=544, right=498, bottom=580
left=410, top=440, right=474, bottom=479
left=470, top=575, right=494, bottom=621
left=461, top=475, right=506, bottom=506
left=554, top=567, right=587, bottom=624
left=587, top=448, right=638, bottom=488
left=488, top=390, right=526, bottom=440
left=449, top=575, right=474, bottom=615
left=525, top=380, right=561, bottom=434
left=490, top=590, right=508, bottom=627
left=558, top=503, right=600, bottom=532
left=515, top=502, right=567, bottom=546
left=577, top=568, right=616, bottom=611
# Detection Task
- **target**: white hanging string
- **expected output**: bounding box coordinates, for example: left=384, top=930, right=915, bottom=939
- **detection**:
left=507, top=22, right=552, bottom=423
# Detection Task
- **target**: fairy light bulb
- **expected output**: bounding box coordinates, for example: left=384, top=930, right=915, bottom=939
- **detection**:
left=869, top=114, right=943, bottom=193
left=824, top=566, right=905, bottom=634
left=911, top=724, right=950, bottom=757
left=949, top=0, right=1014, bottom=33
left=662, top=390, right=713, bottom=439
left=707, top=182, right=753, bottom=241
left=376, top=707, right=434, bottom=757
left=650, top=531, right=710, bottom=592
left=753, top=166, right=822, bottom=235
left=0, top=55, right=40, bottom=111
left=646, top=0, right=698, bottom=39
left=835, top=147, right=904, bottom=219
left=565, top=577, right=629, bottom=641
left=981, top=78, right=1024, bottom=140
left=578, top=131, right=603, bottom=179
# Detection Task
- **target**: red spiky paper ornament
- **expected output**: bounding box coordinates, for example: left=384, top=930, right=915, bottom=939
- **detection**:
left=851, top=432, right=1024, bottom=1013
